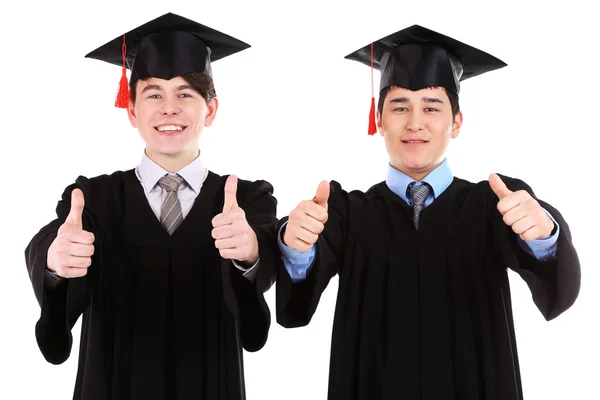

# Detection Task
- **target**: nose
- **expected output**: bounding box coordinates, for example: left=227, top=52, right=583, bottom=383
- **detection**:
left=406, top=110, right=424, bottom=132
left=160, top=97, right=182, bottom=115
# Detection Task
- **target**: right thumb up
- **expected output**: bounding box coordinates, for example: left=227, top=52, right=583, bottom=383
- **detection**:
left=313, top=181, right=330, bottom=210
left=65, top=188, right=85, bottom=229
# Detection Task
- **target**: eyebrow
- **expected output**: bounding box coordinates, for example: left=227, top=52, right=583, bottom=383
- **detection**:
left=389, top=97, right=445, bottom=104
left=140, top=84, right=195, bottom=94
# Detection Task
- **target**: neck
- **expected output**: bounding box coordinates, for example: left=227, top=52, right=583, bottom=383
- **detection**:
left=145, top=148, right=200, bottom=173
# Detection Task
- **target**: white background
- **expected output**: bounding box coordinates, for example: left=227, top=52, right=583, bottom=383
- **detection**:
left=1, top=0, right=598, bottom=398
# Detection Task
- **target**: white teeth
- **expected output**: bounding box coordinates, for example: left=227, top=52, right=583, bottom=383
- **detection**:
left=404, top=140, right=426, bottom=143
left=157, top=125, right=183, bottom=132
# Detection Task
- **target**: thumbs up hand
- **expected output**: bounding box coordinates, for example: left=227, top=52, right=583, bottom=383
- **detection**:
left=212, top=175, right=259, bottom=265
left=283, top=181, right=330, bottom=252
left=489, top=173, right=554, bottom=241
left=47, top=188, right=95, bottom=278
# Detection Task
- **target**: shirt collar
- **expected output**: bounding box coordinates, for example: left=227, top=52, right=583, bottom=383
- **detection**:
left=137, top=151, right=207, bottom=194
left=385, top=158, right=454, bottom=202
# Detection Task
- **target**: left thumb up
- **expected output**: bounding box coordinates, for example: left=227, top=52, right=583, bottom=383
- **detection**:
left=223, top=175, right=239, bottom=212
left=489, top=173, right=513, bottom=200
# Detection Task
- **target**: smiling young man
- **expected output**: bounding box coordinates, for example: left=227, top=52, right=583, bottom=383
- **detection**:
left=24, top=13, right=279, bottom=400
left=274, top=26, right=581, bottom=400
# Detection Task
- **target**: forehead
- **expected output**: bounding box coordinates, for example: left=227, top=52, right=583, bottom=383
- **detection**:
left=386, top=86, right=449, bottom=101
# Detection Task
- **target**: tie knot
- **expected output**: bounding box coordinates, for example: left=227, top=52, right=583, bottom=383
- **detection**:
left=158, top=174, right=184, bottom=193
left=409, top=182, right=431, bottom=206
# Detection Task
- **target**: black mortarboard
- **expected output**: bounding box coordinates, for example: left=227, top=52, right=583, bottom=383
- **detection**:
left=85, top=12, right=250, bottom=108
left=344, top=25, right=507, bottom=134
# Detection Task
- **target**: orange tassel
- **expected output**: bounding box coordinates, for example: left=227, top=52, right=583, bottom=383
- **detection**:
left=115, top=35, right=129, bottom=108
left=368, top=97, right=376, bottom=135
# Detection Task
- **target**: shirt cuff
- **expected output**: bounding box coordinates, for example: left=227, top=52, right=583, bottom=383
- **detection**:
left=277, top=221, right=315, bottom=261
left=523, top=208, right=560, bottom=249
left=232, top=259, right=259, bottom=282
left=277, top=222, right=315, bottom=281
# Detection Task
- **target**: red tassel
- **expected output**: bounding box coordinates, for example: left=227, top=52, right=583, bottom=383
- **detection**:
left=367, top=42, right=376, bottom=135
left=368, top=97, right=376, bottom=135
left=115, top=66, right=129, bottom=108
left=115, top=35, right=129, bottom=108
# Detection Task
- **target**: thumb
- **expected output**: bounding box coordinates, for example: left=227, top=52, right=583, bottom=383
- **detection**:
left=489, top=173, right=513, bottom=200
left=66, top=188, right=84, bottom=228
left=223, top=175, right=239, bottom=212
left=313, top=181, right=330, bottom=208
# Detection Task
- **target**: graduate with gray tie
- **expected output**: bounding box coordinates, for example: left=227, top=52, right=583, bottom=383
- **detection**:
left=24, top=12, right=280, bottom=400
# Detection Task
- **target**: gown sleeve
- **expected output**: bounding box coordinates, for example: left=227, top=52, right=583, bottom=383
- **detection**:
left=24, top=176, right=98, bottom=364
left=220, top=178, right=279, bottom=352
left=276, top=180, right=349, bottom=328
left=490, top=174, right=581, bottom=321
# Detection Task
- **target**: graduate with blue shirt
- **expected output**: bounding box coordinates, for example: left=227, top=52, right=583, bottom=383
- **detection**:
left=275, top=25, right=581, bottom=400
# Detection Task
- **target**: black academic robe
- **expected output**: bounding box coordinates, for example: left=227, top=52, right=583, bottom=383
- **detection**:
left=25, top=169, right=280, bottom=400
left=276, top=174, right=580, bottom=400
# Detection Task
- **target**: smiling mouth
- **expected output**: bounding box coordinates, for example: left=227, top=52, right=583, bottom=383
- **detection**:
left=155, top=124, right=187, bottom=134
left=402, top=139, right=429, bottom=143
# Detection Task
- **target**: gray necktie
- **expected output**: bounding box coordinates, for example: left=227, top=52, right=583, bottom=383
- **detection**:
left=409, top=183, right=431, bottom=230
left=158, top=174, right=184, bottom=235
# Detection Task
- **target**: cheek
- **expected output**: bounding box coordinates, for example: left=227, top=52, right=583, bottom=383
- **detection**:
left=135, top=106, right=155, bottom=124
left=426, top=118, right=452, bottom=137
left=381, top=117, right=400, bottom=137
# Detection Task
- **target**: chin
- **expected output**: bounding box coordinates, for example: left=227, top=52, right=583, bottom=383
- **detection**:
left=161, top=149, right=186, bottom=157
left=147, top=145, right=183, bottom=157
left=401, top=158, right=431, bottom=171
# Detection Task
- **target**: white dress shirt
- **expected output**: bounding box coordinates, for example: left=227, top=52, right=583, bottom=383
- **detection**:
left=134, top=152, right=259, bottom=282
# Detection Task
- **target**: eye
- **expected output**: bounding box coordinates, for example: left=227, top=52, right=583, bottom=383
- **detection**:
left=179, top=93, right=192, bottom=98
left=147, top=94, right=161, bottom=99
left=425, top=107, right=438, bottom=112
left=393, top=107, right=408, bottom=112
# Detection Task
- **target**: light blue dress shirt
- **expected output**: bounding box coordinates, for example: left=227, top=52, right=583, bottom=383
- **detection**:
left=278, top=159, right=559, bottom=282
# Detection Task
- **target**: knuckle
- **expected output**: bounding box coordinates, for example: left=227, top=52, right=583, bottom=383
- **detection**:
left=57, top=251, right=68, bottom=264
left=310, top=233, right=319, bottom=244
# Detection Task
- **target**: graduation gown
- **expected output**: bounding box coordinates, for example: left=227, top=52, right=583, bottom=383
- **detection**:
left=276, top=174, right=580, bottom=400
left=25, top=169, right=280, bottom=400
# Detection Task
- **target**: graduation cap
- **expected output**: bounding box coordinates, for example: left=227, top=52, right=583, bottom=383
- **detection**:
left=85, top=12, right=250, bottom=108
left=344, top=25, right=507, bottom=134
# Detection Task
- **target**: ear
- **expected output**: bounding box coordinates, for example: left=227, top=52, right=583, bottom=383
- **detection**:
left=376, top=109, right=383, bottom=136
left=204, top=97, right=219, bottom=127
left=127, top=99, right=137, bottom=128
left=450, top=111, right=463, bottom=139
